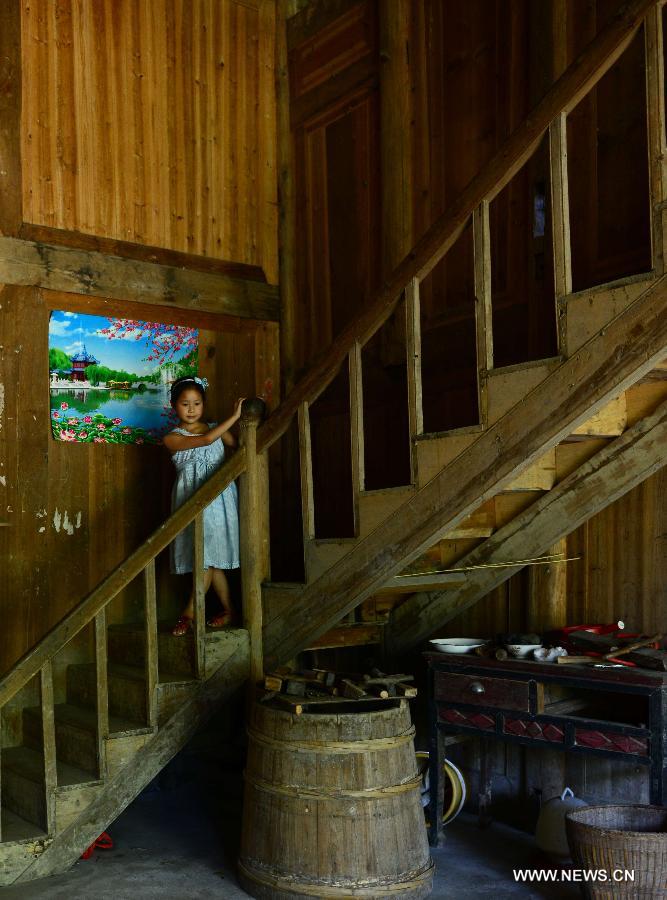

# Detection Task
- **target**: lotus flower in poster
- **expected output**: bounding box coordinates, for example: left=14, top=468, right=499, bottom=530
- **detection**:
left=48, top=311, right=198, bottom=445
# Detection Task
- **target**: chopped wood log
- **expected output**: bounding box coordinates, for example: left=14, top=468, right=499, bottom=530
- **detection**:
left=340, top=679, right=367, bottom=699
left=284, top=679, right=307, bottom=697
left=396, top=683, right=418, bottom=698
left=362, top=674, right=414, bottom=685
left=495, top=648, right=509, bottom=661
left=368, top=686, right=390, bottom=699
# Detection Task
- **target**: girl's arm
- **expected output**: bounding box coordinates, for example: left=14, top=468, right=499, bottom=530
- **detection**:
left=163, top=398, right=245, bottom=453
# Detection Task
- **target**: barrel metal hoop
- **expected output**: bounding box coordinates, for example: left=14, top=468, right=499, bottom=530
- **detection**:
left=246, top=725, right=416, bottom=754
left=245, top=771, right=422, bottom=801
left=238, top=859, right=435, bottom=898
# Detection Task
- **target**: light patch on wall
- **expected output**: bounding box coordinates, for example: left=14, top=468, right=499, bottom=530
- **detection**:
left=0, top=475, right=5, bottom=487
left=52, top=508, right=82, bottom=535
left=38, top=526, right=45, bottom=533
left=0, top=382, right=4, bottom=431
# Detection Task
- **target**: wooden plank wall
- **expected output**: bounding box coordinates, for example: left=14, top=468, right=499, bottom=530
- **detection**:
left=20, top=0, right=278, bottom=281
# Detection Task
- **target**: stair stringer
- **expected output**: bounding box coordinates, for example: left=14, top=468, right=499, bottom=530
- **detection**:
left=385, top=397, right=667, bottom=654
left=262, top=277, right=667, bottom=669
left=10, top=633, right=249, bottom=884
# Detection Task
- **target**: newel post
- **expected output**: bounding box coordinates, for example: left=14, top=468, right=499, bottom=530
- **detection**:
left=239, top=398, right=270, bottom=692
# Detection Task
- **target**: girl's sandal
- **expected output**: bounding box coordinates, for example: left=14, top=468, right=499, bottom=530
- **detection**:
left=172, top=615, right=193, bottom=637
left=206, top=611, right=234, bottom=629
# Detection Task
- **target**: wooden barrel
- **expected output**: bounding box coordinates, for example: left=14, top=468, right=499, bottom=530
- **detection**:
left=239, top=700, right=434, bottom=900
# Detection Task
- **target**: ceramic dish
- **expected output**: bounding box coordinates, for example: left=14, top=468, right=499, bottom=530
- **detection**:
left=506, top=643, right=542, bottom=658
left=429, top=638, right=485, bottom=654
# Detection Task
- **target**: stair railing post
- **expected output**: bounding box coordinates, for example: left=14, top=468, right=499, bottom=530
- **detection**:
left=143, top=559, right=159, bottom=727
left=94, top=609, right=109, bottom=778
left=348, top=342, right=365, bottom=533
left=193, top=513, right=206, bottom=679
left=240, top=399, right=269, bottom=693
left=473, top=203, right=493, bottom=425
left=645, top=5, right=667, bottom=276
left=404, top=278, right=423, bottom=483
left=40, top=661, right=57, bottom=832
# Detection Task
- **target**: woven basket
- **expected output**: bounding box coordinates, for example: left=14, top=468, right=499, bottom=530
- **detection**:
left=566, top=805, right=667, bottom=899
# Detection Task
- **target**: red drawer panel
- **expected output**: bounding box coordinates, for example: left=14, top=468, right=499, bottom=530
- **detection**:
left=439, top=708, right=495, bottom=730
left=503, top=718, right=565, bottom=743
left=574, top=729, right=649, bottom=757
left=435, top=672, right=531, bottom=712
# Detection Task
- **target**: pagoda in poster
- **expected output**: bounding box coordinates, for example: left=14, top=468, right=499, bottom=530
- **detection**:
left=69, top=345, right=99, bottom=381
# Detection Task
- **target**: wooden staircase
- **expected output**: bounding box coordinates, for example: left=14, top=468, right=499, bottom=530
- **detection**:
left=1, top=0, right=666, bottom=884
left=0, top=624, right=248, bottom=883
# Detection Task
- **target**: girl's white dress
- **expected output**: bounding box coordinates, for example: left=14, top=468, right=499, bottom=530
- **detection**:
left=169, top=425, right=240, bottom=574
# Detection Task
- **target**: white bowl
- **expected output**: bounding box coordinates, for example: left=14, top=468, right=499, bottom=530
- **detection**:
left=506, top=643, right=542, bottom=658
left=429, top=638, right=485, bottom=655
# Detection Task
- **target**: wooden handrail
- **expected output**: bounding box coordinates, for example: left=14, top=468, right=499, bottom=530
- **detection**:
left=0, top=449, right=246, bottom=707
left=256, top=0, right=655, bottom=456
left=0, top=0, right=657, bottom=711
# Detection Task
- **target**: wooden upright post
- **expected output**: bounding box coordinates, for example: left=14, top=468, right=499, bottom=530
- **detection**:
left=527, top=537, right=568, bottom=632
left=240, top=399, right=269, bottom=693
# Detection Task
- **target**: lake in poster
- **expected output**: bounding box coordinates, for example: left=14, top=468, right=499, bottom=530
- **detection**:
left=49, top=311, right=199, bottom=444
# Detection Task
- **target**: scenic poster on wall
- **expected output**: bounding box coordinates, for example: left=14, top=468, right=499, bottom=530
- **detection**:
left=49, top=311, right=198, bottom=444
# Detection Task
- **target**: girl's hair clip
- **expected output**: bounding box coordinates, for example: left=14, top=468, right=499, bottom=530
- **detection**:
left=173, top=375, right=208, bottom=391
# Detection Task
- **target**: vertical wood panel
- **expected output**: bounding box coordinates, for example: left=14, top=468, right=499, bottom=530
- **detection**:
left=20, top=0, right=277, bottom=274
left=0, top=0, right=22, bottom=235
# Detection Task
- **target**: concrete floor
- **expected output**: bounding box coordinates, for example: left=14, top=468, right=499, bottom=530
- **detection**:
left=3, top=752, right=579, bottom=900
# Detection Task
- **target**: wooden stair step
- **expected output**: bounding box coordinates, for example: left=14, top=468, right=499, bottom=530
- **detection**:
left=305, top=539, right=356, bottom=581
left=486, top=359, right=561, bottom=423
left=1, top=807, right=46, bottom=845
left=262, top=582, right=304, bottom=627
left=1, top=747, right=47, bottom=829
left=414, top=430, right=481, bottom=488
left=107, top=622, right=246, bottom=679
left=358, top=486, right=416, bottom=536
left=23, top=702, right=150, bottom=774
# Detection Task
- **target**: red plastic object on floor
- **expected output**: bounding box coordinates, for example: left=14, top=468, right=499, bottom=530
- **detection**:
left=80, top=832, right=114, bottom=860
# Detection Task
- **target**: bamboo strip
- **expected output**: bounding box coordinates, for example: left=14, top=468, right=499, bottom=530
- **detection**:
left=245, top=772, right=422, bottom=801
left=246, top=726, right=416, bottom=754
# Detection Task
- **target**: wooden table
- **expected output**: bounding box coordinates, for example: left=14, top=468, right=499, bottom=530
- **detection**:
left=425, top=651, right=667, bottom=846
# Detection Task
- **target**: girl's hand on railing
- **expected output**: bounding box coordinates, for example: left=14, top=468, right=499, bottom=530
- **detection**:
left=234, top=397, right=246, bottom=420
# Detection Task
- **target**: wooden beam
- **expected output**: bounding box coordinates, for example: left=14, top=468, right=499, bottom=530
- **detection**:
left=257, top=0, right=655, bottom=455
left=550, top=112, right=572, bottom=357
left=263, top=275, right=667, bottom=669
left=0, top=449, right=246, bottom=705
left=0, top=0, right=21, bottom=235
left=0, top=236, right=280, bottom=320
left=387, top=398, right=667, bottom=655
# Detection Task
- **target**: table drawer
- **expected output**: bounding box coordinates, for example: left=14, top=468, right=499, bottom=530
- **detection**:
left=435, top=672, right=533, bottom=712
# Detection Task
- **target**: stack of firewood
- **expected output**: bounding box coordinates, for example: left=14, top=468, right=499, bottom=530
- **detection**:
left=261, top=667, right=417, bottom=713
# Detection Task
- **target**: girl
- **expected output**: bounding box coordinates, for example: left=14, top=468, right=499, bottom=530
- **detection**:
left=164, top=376, right=244, bottom=636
